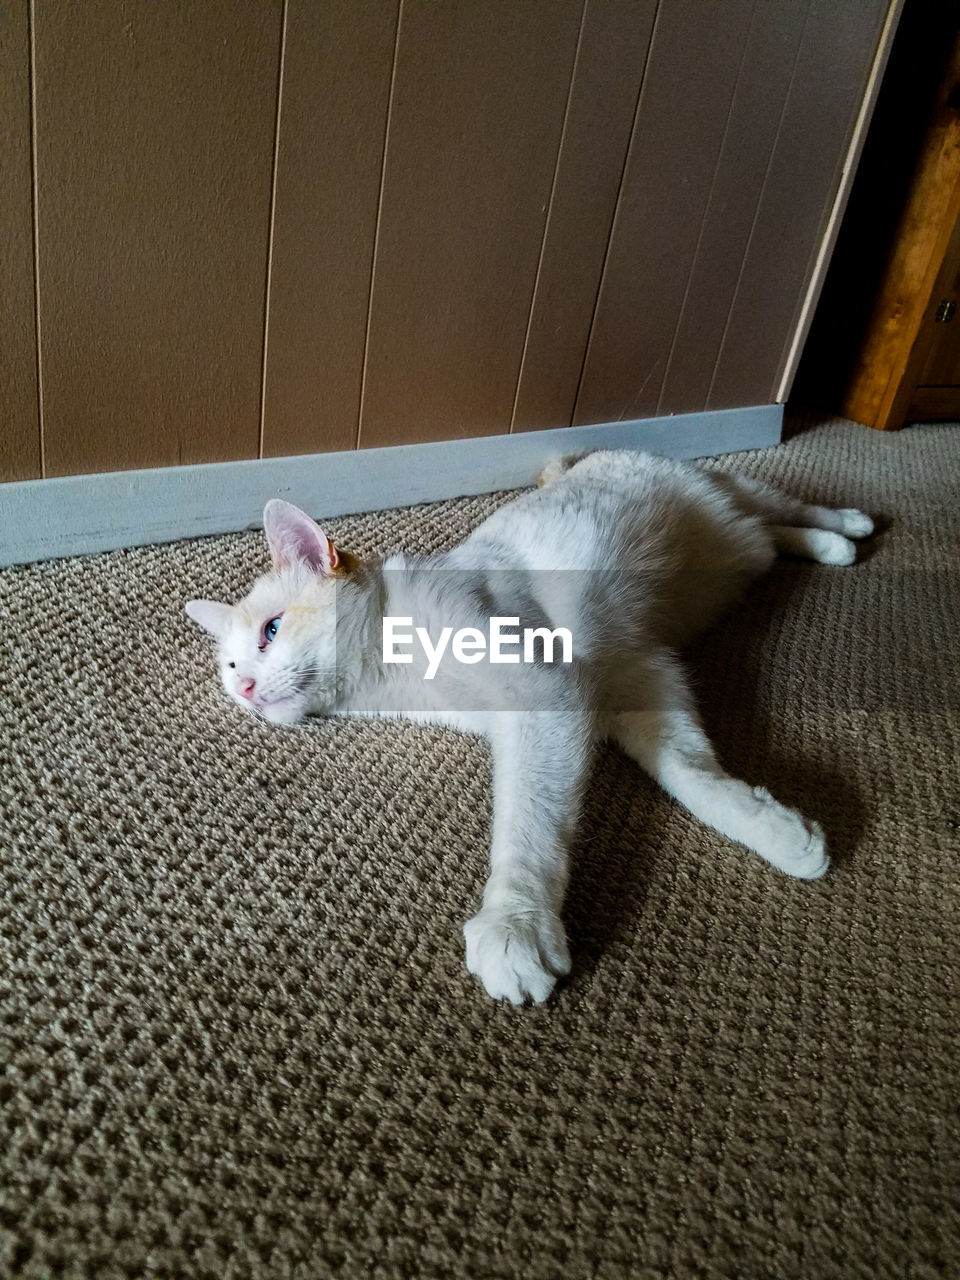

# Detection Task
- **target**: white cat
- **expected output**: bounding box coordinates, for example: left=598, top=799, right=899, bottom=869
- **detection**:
left=186, top=450, right=874, bottom=1004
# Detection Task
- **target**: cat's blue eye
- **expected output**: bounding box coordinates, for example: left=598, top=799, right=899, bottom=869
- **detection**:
left=263, top=616, right=281, bottom=645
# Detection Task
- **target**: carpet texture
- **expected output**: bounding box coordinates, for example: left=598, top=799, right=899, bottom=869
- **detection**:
left=1, top=416, right=957, bottom=1280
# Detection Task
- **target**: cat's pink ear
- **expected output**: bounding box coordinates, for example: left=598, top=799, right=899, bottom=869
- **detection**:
left=185, top=599, right=234, bottom=638
left=263, top=499, right=340, bottom=574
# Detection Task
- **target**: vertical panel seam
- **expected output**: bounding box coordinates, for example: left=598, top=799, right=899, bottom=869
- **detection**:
left=259, top=0, right=288, bottom=460
left=706, top=0, right=814, bottom=407
left=656, top=0, right=760, bottom=416
left=28, top=0, right=44, bottom=477
left=356, top=0, right=403, bottom=452
left=571, top=0, right=662, bottom=426
left=509, top=0, right=588, bottom=434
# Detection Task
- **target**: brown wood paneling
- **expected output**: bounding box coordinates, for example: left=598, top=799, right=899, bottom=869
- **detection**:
left=34, top=1, right=282, bottom=477
left=510, top=0, right=658, bottom=433
left=573, top=0, right=758, bottom=427
left=261, top=1, right=399, bottom=459
left=358, top=1, right=583, bottom=450
left=1, top=3, right=41, bottom=481
left=656, top=1, right=812, bottom=415
left=708, top=0, right=890, bottom=410
left=9, top=1, right=898, bottom=478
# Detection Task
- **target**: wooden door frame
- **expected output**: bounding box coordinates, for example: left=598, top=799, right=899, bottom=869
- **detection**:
left=836, top=17, right=960, bottom=428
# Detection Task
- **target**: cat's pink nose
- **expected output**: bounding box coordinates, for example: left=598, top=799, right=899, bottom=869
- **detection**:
left=237, top=677, right=256, bottom=700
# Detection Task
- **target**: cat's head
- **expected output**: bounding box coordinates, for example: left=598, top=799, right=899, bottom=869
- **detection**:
left=185, top=500, right=355, bottom=726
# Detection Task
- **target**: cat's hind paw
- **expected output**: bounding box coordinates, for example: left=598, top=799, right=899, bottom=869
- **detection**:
left=751, top=788, right=830, bottom=880
left=806, top=530, right=858, bottom=565
left=836, top=508, right=874, bottom=539
left=464, top=906, right=570, bottom=1004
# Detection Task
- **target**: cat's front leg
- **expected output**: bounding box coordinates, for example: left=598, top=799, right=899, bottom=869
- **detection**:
left=464, top=705, right=592, bottom=1004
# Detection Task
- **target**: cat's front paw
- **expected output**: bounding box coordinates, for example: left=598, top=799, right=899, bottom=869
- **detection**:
left=463, top=906, right=570, bottom=1005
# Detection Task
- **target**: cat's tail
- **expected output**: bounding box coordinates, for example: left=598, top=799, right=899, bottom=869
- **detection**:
left=537, top=452, right=590, bottom=488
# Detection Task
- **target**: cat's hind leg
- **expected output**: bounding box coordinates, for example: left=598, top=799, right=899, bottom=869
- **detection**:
left=714, top=472, right=874, bottom=540
left=610, top=654, right=828, bottom=879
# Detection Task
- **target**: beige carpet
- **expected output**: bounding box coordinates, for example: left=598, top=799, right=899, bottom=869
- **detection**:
left=1, top=415, right=957, bottom=1279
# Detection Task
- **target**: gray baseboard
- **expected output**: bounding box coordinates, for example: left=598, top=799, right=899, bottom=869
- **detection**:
left=0, top=405, right=782, bottom=567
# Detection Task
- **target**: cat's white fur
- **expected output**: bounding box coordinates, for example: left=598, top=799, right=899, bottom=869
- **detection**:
left=186, top=450, right=874, bottom=1005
